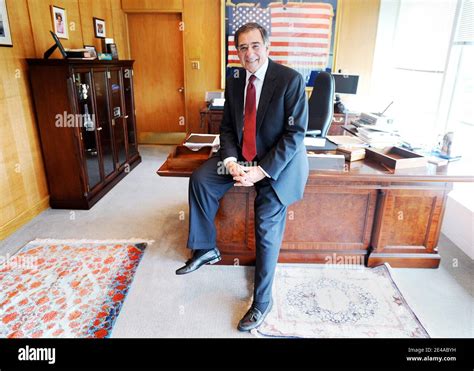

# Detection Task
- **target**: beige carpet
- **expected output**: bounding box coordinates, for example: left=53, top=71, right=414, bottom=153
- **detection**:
left=256, top=263, right=429, bottom=338
left=1, top=146, right=472, bottom=338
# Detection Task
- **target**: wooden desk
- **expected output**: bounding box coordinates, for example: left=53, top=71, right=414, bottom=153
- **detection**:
left=158, top=150, right=474, bottom=268
left=200, top=107, right=223, bottom=134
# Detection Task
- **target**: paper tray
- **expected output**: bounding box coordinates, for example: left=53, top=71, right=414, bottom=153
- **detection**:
left=166, top=145, right=213, bottom=169
left=365, top=146, right=427, bottom=169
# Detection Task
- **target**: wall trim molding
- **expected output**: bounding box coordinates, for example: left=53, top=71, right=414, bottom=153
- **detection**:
left=0, top=196, right=50, bottom=241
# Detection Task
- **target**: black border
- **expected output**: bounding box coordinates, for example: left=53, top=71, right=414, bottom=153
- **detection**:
left=0, top=338, right=471, bottom=370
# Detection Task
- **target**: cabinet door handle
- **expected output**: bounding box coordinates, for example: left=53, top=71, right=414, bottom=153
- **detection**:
left=124, top=115, right=129, bottom=119
left=97, top=127, right=103, bottom=131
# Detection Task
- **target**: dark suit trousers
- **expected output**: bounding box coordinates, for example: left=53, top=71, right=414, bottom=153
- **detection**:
left=187, top=155, right=287, bottom=305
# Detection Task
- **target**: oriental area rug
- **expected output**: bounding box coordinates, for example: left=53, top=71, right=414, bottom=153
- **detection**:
left=0, top=239, right=149, bottom=338
left=256, top=264, right=429, bottom=338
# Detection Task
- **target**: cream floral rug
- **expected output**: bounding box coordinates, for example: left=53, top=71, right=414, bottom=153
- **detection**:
left=256, top=263, right=429, bottom=338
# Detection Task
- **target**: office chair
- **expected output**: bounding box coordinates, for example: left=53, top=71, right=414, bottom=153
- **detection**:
left=306, top=71, right=335, bottom=137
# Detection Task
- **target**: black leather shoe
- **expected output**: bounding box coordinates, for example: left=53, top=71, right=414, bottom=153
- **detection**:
left=175, top=248, right=221, bottom=275
left=237, top=298, right=273, bottom=332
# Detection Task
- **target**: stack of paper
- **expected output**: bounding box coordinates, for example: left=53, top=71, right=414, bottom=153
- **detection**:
left=304, top=137, right=326, bottom=147
left=357, top=126, right=400, bottom=148
left=327, top=135, right=368, bottom=148
left=183, top=134, right=220, bottom=151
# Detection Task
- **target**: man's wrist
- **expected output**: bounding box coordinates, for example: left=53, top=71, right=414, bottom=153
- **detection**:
left=223, top=157, right=237, bottom=168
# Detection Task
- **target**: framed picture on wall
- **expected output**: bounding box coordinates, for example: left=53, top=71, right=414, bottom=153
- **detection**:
left=51, top=5, right=68, bottom=39
left=93, top=17, right=106, bottom=38
left=222, top=0, right=339, bottom=88
left=0, top=0, right=13, bottom=47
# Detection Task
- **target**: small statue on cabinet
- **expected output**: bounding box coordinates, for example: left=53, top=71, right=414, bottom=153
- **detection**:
left=79, top=83, right=89, bottom=100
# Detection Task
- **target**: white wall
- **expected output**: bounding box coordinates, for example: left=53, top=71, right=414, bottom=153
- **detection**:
left=442, top=183, right=474, bottom=259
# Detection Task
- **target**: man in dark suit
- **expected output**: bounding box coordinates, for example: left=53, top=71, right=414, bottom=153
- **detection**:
left=176, top=22, right=309, bottom=331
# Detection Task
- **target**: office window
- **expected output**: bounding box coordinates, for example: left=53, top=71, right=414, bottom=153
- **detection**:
left=370, top=0, right=474, bottom=148
left=440, top=0, right=474, bottom=193
left=373, top=0, right=473, bottom=195
left=384, top=0, right=457, bottom=142
left=442, top=0, right=474, bottom=165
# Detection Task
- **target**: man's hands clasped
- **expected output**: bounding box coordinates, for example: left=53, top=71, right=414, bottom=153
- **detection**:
left=226, top=161, right=266, bottom=187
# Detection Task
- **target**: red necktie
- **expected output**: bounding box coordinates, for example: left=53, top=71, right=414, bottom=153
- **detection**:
left=242, top=75, right=257, bottom=162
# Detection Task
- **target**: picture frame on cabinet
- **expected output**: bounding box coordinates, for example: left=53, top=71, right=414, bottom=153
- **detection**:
left=51, top=5, right=68, bottom=39
left=107, top=43, right=119, bottom=60
left=84, top=45, right=98, bottom=59
left=0, top=0, right=13, bottom=47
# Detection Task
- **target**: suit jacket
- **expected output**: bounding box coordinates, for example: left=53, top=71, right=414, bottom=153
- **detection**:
left=219, top=59, right=309, bottom=206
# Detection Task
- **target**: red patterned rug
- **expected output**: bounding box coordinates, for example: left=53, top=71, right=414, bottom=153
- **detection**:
left=0, top=239, right=149, bottom=338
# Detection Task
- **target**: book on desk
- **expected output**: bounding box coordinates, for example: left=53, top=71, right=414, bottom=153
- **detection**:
left=304, top=137, right=338, bottom=152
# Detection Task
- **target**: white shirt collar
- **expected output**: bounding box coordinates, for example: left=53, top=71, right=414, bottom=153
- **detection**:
left=246, top=58, right=269, bottom=82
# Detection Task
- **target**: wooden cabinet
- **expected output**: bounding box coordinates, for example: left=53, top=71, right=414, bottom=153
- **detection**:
left=200, top=107, right=223, bottom=134
left=28, top=59, right=141, bottom=209
left=368, top=186, right=448, bottom=268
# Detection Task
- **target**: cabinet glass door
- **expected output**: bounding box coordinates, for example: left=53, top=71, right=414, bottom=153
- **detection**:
left=74, top=71, right=101, bottom=190
left=108, top=69, right=127, bottom=167
left=93, top=70, right=115, bottom=177
left=122, top=67, right=138, bottom=157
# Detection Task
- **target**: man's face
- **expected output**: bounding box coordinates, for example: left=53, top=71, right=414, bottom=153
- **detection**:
left=236, top=29, right=269, bottom=74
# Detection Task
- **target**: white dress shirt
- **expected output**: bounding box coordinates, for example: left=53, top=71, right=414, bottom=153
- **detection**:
left=223, top=59, right=270, bottom=178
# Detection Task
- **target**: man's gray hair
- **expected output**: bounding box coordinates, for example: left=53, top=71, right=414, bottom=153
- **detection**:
left=234, top=22, right=270, bottom=49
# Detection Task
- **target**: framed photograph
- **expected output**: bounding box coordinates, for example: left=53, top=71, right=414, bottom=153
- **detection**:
left=222, top=0, right=339, bottom=88
left=0, top=0, right=13, bottom=47
left=84, top=45, right=97, bottom=59
left=93, top=17, right=106, bottom=38
left=51, top=5, right=68, bottom=39
left=108, top=43, right=119, bottom=60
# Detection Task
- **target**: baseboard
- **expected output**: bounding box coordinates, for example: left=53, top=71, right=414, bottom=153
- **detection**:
left=0, top=196, right=50, bottom=241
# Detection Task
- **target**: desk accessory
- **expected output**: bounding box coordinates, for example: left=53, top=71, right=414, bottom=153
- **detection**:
left=365, top=146, right=427, bottom=169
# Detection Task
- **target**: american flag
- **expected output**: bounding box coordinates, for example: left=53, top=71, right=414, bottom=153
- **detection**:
left=227, top=2, right=334, bottom=81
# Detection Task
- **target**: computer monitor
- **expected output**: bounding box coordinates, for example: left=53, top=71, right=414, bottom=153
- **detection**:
left=332, top=74, right=359, bottom=94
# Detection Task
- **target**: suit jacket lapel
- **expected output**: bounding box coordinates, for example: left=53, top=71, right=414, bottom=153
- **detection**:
left=256, top=59, right=276, bottom=133
left=234, top=69, right=246, bottom=144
